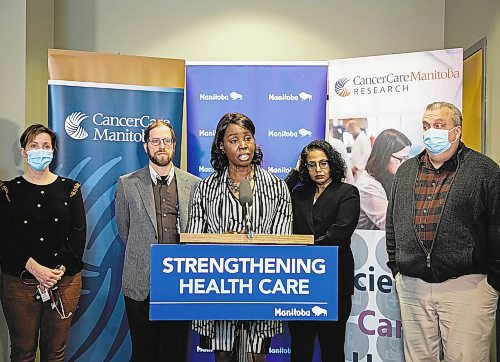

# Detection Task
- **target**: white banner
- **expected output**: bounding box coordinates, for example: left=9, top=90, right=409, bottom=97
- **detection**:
left=347, top=230, right=402, bottom=362
left=329, top=49, right=463, bottom=361
left=329, top=48, right=463, bottom=117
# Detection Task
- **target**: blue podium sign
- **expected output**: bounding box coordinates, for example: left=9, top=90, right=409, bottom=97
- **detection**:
left=150, top=244, right=338, bottom=321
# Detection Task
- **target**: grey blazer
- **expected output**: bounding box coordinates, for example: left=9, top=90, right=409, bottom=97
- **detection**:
left=114, top=166, right=201, bottom=301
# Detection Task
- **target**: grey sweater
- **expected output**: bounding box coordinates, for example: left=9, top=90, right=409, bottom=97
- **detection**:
left=386, top=144, right=500, bottom=290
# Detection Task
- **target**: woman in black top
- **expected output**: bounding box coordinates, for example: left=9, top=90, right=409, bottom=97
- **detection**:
left=285, top=140, right=360, bottom=362
left=0, top=124, right=86, bottom=361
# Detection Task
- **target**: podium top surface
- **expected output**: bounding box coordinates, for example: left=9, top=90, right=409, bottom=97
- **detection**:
left=180, top=233, right=314, bottom=245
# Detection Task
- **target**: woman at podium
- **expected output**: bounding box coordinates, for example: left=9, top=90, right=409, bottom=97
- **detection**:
left=285, top=140, right=360, bottom=362
left=187, top=112, right=292, bottom=362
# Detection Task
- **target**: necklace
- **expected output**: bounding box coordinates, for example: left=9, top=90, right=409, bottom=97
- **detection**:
left=226, top=168, right=255, bottom=193
left=226, top=177, right=240, bottom=193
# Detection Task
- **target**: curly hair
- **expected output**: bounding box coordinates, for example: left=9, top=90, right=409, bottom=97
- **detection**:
left=298, top=140, right=346, bottom=185
left=210, top=113, right=263, bottom=176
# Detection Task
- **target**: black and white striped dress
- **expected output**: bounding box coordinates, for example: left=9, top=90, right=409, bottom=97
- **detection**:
left=187, top=166, right=293, bottom=353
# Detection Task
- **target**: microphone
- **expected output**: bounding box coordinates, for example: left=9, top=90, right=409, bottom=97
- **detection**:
left=239, top=179, right=253, bottom=237
left=238, top=179, right=253, bottom=207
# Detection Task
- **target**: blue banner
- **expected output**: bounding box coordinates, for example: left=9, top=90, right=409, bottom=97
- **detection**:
left=48, top=81, right=184, bottom=361
left=150, top=244, right=338, bottom=321
left=186, top=63, right=327, bottom=179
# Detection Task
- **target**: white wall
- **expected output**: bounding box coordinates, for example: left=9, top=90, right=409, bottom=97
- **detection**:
left=0, top=2, right=54, bottom=359
left=0, top=0, right=26, bottom=358
left=26, top=0, right=54, bottom=125
left=54, top=0, right=445, bottom=60
left=0, top=0, right=26, bottom=181
left=444, top=0, right=500, bottom=163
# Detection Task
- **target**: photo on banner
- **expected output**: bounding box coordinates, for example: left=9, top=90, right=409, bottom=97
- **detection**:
left=48, top=49, right=185, bottom=361
left=328, top=48, right=463, bottom=361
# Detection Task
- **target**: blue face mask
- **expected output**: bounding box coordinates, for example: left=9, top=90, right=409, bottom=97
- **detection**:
left=423, top=127, right=457, bottom=155
left=26, top=149, right=53, bottom=171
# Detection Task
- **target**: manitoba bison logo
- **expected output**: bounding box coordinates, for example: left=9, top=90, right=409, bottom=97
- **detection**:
left=65, top=112, right=89, bottom=140
left=335, top=77, right=350, bottom=97
left=229, top=91, right=243, bottom=100
left=311, top=305, right=328, bottom=316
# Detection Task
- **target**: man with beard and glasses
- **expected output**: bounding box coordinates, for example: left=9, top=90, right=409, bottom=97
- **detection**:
left=115, top=120, right=200, bottom=362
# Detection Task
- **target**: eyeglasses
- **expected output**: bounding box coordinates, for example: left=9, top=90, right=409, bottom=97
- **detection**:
left=391, top=155, right=409, bottom=164
left=306, top=160, right=329, bottom=171
left=148, top=137, right=173, bottom=146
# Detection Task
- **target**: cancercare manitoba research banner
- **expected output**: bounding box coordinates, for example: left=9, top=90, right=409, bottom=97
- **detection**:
left=48, top=49, right=185, bottom=361
left=329, top=48, right=463, bottom=362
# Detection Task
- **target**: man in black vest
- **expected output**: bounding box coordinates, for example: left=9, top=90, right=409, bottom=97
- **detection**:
left=115, top=120, right=200, bottom=361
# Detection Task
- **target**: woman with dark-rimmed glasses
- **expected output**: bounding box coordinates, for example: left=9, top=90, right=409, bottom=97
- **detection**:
left=285, top=139, right=360, bottom=361
left=355, top=128, right=412, bottom=230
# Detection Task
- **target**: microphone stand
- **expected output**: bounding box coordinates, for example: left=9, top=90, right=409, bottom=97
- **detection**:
left=237, top=321, right=248, bottom=362
left=240, top=195, right=252, bottom=360
left=245, top=203, right=253, bottom=238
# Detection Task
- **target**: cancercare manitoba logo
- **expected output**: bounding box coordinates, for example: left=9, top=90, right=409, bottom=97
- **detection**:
left=65, top=112, right=89, bottom=140
left=335, top=77, right=350, bottom=97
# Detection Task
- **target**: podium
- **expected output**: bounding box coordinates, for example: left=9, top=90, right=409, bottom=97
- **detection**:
left=150, top=234, right=338, bottom=362
left=180, top=233, right=314, bottom=361
left=180, top=233, right=314, bottom=245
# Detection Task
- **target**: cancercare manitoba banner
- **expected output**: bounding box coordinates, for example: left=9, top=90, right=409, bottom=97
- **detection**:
left=48, top=49, right=185, bottom=361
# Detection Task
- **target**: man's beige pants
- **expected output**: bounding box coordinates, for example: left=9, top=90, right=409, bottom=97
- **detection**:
left=395, top=273, right=498, bottom=362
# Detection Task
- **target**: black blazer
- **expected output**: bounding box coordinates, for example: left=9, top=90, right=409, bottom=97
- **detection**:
left=285, top=171, right=360, bottom=295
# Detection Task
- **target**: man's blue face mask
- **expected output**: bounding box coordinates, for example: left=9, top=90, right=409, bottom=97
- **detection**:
left=423, top=127, right=458, bottom=155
